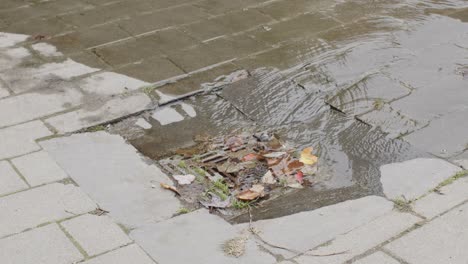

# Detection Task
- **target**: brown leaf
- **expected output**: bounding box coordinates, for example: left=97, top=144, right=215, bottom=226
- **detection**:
left=242, top=153, right=261, bottom=162
left=287, top=160, right=304, bottom=171
left=236, top=190, right=260, bottom=201
left=160, top=183, right=181, bottom=196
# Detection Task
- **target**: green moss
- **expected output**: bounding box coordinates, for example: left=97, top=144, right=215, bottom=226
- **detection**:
left=177, top=207, right=190, bottom=214
left=177, top=160, right=187, bottom=169
left=213, top=179, right=230, bottom=195
left=142, top=85, right=156, bottom=96
left=393, top=198, right=412, bottom=212
left=193, top=166, right=206, bottom=177
left=436, top=170, right=468, bottom=189
left=208, top=179, right=230, bottom=201
left=86, top=125, right=105, bottom=132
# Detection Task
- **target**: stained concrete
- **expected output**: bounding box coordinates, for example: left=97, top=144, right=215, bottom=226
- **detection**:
left=131, top=209, right=275, bottom=264
left=380, top=158, right=461, bottom=200
left=40, top=132, right=180, bottom=229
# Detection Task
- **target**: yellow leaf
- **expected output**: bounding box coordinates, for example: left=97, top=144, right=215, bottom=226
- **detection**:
left=299, top=147, right=318, bottom=165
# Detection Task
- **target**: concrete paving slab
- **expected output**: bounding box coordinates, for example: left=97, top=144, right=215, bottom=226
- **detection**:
left=0, top=161, right=27, bottom=196
left=58, top=1, right=152, bottom=28
left=0, top=224, right=83, bottom=264
left=193, top=0, right=266, bottom=15
left=156, top=62, right=240, bottom=97
left=294, top=211, right=420, bottom=264
left=0, top=58, right=99, bottom=93
left=413, top=177, right=468, bottom=219
left=454, top=159, right=468, bottom=169
left=131, top=209, right=275, bottom=264
left=115, top=56, right=185, bottom=83
left=385, top=201, right=468, bottom=264
left=183, top=9, right=272, bottom=41
left=4, top=16, right=74, bottom=37
left=0, top=32, right=28, bottom=48
left=0, top=183, right=96, bottom=238
left=45, top=93, right=151, bottom=133
left=11, top=151, right=68, bottom=186
left=0, top=83, right=9, bottom=98
left=0, top=47, right=34, bottom=72
left=0, top=88, right=83, bottom=128
left=353, top=252, right=400, bottom=264
left=40, top=132, right=181, bottom=228
left=403, top=108, right=468, bottom=157
left=244, top=196, right=393, bottom=253
left=357, top=104, right=427, bottom=139
left=326, top=74, right=411, bottom=116
left=81, top=244, right=155, bottom=264
left=0, top=121, right=52, bottom=160
left=251, top=13, right=340, bottom=45
left=79, top=72, right=148, bottom=96
left=31, top=43, right=63, bottom=57
left=380, top=158, right=461, bottom=200
left=257, top=0, right=331, bottom=20
left=61, top=214, right=132, bottom=256
left=118, top=5, right=208, bottom=36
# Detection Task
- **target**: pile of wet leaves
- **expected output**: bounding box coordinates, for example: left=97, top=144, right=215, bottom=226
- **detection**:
left=158, top=131, right=318, bottom=211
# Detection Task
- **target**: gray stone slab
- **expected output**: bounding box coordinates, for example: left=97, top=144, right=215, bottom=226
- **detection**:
left=0, top=183, right=96, bottom=238
left=403, top=108, right=468, bottom=157
left=0, top=224, right=83, bottom=264
left=385, top=201, right=468, bottom=264
left=79, top=72, right=148, bottom=96
left=244, top=196, right=393, bottom=253
left=0, top=121, right=52, bottom=160
left=0, top=161, right=27, bottom=196
left=40, top=132, right=180, bottom=228
left=380, top=158, right=461, bottom=200
left=0, top=59, right=99, bottom=94
left=326, top=74, right=411, bottom=116
left=295, top=211, right=420, bottom=263
left=45, top=93, right=152, bottom=134
left=31, top=43, right=63, bottom=57
left=413, top=177, right=468, bottom=219
left=82, top=244, right=155, bottom=264
left=0, top=83, right=9, bottom=98
left=0, top=32, right=28, bottom=48
left=11, top=151, right=68, bottom=186
left=357, top=103, right=427, bottom=139
left=131, top=209, right=275, bottom=264
left=61, top=214, right=132, bottom=256
left=454, top=159, right=468, bottom=169
left=0, top=46, right=33, bottom=72
left=0, top=88, right=83, bottom=128
left=354, top=252, right=400, bottom=264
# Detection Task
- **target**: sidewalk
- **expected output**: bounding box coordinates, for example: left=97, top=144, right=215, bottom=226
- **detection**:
left=1, top=31, right=468, bottom=263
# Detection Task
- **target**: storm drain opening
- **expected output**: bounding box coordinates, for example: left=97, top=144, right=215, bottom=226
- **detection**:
left=157, top=131, right=319, bottom=218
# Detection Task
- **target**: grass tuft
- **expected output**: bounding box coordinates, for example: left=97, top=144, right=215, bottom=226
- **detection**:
left=393, top=198, right=412, bottom=212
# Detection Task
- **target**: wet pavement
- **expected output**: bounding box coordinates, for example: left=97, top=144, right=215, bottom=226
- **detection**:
left=95, top=0, right=468, bottom=220
left=1, top=0, right=468, bottom=263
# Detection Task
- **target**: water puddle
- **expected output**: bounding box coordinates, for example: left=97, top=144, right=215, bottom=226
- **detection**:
left=111, top=0, right=467, bottom=222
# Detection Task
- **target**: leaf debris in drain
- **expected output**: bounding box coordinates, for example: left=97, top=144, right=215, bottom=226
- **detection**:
left=158, top=131, right=318, bottom=210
